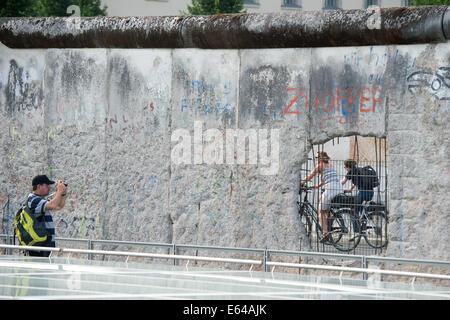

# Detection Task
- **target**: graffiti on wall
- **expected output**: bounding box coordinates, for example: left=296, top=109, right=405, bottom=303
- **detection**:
left=180, top=79, right=235, bottom=119
left=282, top=86, right=383, bottom=130
left=283, top=86, right=382, bottom=115
left=407, top=67, right=450, bottom=100
left=108, top=101, right=159, bottom=134
left=4, top=60, right=43, bottom=115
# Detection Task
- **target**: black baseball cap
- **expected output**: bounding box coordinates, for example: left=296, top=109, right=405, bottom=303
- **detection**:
left=32, top=175, right=55, bottom=186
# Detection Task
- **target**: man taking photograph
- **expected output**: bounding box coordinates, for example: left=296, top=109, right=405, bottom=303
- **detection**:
left=26, top=175, right=68, bottom=256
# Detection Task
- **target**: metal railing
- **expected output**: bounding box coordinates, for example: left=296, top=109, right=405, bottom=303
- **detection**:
left=0, top=244, right=263, bottom=267
left=266, top=261, right=450, bottom=283
left=1, top=235, right=449, bottom=283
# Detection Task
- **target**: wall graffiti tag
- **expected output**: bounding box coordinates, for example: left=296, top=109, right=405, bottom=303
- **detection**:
left=407, top=67, right=450, bottom=100
left=282, top=86, right=382, bottom=116
left=108, top=102, right=159, bottom=133
left=5, top=59, right=43, bottom=115
left=180, top=79, right=235, bottom=119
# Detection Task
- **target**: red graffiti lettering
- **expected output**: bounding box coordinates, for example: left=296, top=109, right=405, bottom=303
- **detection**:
left=360, top=88, right=372, bottom=112
left=347, top=88, right=355, bottom=113
left=109, top=114, right=117, bottom=128
left=282, top=88, right=303, bottom=114
left=282, top=86, right=381, bottom=117
left=338, top=115, right=347, bottom=125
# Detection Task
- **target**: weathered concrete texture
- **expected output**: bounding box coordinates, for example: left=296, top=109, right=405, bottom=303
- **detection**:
left=0, top=41, right=449, bottom=264
left=105, top=49, right=172, bottom=246
left=386, top=43, right=450, bottom=260
left=0, top=49, right=48, bottom=221
left=309, top=46, right=389, bottom=143
left=237, top=49, right=311, bottom=251
left=39, top=49, right=107, bottom=239
left=171, top=49, right=238, bottom=129
left=0, top=6, right=449, bottom=49
left=239, top=48, right=310, bottom=129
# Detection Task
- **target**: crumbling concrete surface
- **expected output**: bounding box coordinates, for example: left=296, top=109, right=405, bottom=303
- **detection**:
left=0, top=42, right=448, bottom=264
left=0, top=6, right=449, bottom=49
left=0, top=10, right=449, bottom=269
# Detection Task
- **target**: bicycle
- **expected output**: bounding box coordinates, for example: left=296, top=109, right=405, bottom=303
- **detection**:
left=297, top=186, right=359, bottom=252
left=346, top=200, right=389, bottom=249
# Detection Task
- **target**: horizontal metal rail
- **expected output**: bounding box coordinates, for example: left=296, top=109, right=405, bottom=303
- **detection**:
left=0, top=244, right=61, bottom=253
left=84, top=238, right=174, bottom=249
left=174, top=243, right=265, bottom=254
left=364, top=256, right=450, bottom=268
left=266, top=261, right=450, bottom=281
left=266, top=248, right=364, bottom=260
left=1, top=235, right=449, bottom=281
left=1, top=244, right=448, bottom=282
left=0, top=244, right=262, bottom=266
left=265, top=249, right=450, bottom=268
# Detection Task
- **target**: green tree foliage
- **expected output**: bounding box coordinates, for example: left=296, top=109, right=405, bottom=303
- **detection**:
left=0, top=0, right=36, bottom=17
left=410, top=0, right=450, bottom=5
left=0, top=0, right=107, bottom=17
left=184, top=0, right=245, bottom=15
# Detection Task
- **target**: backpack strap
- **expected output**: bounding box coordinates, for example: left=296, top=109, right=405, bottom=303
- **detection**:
left=26, top=194, right=47, bottom=219
left=15, top=195, right=31, bottom=246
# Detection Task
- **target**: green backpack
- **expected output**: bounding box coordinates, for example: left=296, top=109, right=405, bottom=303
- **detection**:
left=13, top=203, right=49, bottom=247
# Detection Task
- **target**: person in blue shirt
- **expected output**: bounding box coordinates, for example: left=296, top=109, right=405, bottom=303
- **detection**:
left=26, top=175, right=68, bottom=257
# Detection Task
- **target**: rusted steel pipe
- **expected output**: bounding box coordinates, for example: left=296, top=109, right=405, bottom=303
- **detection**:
left=0, top=6, right=448, bottom=49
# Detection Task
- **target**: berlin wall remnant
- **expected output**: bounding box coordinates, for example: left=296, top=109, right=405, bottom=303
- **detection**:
left=0, top=8, right=449, bottom=271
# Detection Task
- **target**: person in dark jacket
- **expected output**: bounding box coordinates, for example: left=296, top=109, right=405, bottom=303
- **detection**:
left=340, top=159, right=374, bottom=237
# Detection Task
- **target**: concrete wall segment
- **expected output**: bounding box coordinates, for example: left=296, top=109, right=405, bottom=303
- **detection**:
left=309, top=46, right=388, bottom=143
left=44, top=49, right=107, bottom=131
left=0, top=45, right=49, bottom=231
left=237, top=48, right=311, bottom=251
left=104, top=49, right=172, bottom=244
left=238, top=48, right=311, bottom=130
left=0, top=39, right=449, bottom=262
left=43, top=49, right=108, bottom=239
left=171, top=49, right=239, bottom=129
left=0, top=46, right=46, bottom=132
left=385, top=43, right=449, bottom=260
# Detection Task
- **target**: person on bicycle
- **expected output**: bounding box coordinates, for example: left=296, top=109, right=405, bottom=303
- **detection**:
left=341, top=159, right=374, bottom=236
left=301, top=151, right=344, bottom=243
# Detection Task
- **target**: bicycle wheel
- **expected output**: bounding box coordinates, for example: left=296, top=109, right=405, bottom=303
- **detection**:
left=299, top=208, right=312, bottom=238
left=363, top=211, right=388, bottom=249
left=329, top=209, right=361, bottom=252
